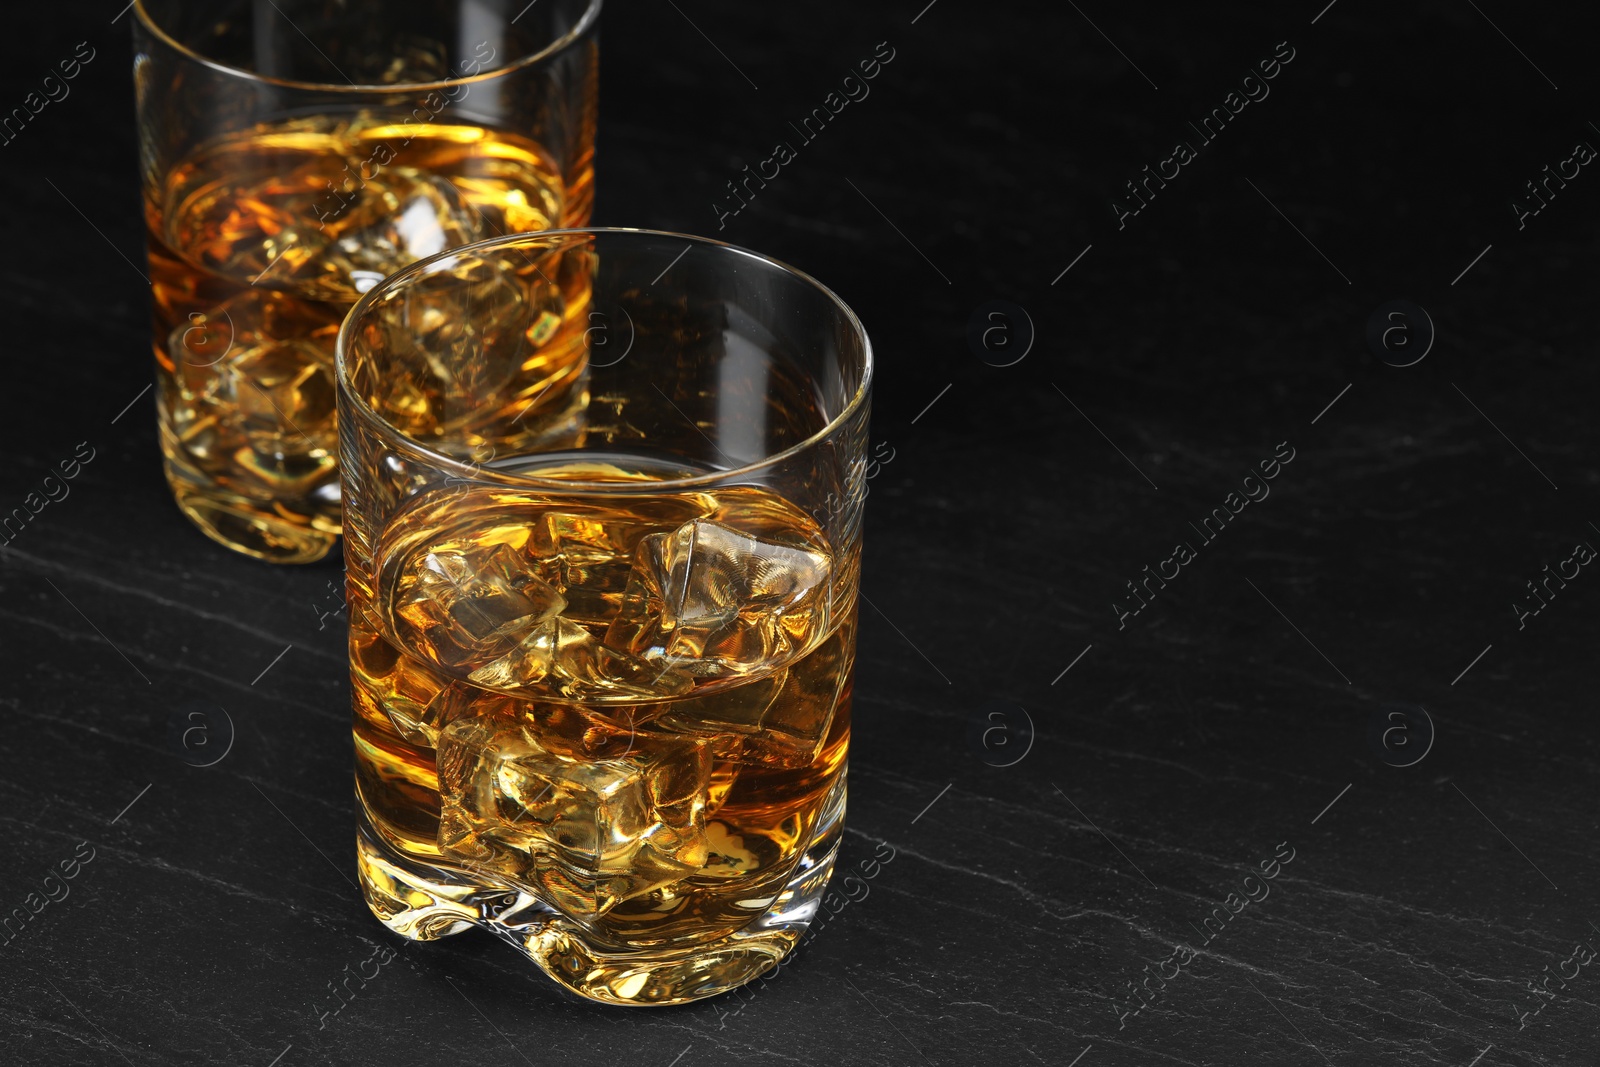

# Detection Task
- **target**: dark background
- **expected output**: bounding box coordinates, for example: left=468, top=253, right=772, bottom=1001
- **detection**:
left=3, top=1, right=1598, bottom=1064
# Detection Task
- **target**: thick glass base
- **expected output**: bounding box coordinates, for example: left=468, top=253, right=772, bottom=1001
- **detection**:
left=161, top=458, right=340, bottom=565
left=355, top=769, right=846, bottom=1006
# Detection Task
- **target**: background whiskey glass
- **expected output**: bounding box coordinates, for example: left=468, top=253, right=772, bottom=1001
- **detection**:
left=132, top=0, right=600, bottom=563
left=337, top=229, right=872, bottom=1005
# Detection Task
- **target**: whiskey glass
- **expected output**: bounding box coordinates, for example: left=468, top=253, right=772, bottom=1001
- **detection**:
left=132, top=0, right=600, bottom=563
left=337, top=229, right=872, bottom=1004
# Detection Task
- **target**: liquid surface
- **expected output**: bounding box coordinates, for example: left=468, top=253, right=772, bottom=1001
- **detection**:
left=147, top=115, right=587, bottom=561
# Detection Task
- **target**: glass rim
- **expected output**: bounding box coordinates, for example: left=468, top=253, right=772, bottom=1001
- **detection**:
left=336, top=227, right=875, bottom=493
left=133, top=0, right=603, bottom=94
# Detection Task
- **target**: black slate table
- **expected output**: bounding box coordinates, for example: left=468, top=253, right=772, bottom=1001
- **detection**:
left=3, top=1, right=1599, bottom=1064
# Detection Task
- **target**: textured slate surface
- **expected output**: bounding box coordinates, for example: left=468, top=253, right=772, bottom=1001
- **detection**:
left=2, top=1, right=1598, bottom=1064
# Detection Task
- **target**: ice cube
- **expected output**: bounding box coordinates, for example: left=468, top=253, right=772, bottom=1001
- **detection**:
left=437, top=716, right=712, bottom=921
left=737, top=620, right=851, bottom=768
left=646, top=737, right=715, bottom=867
left=507, top=496, right=721, bottom=626
left=171, top=288, right=342, bottom=457
left=379, top=658, right=471, bottom=748
left=530, top=509, right=652, bottom=626
left=366, top=253, right=545, bottom=437
left=468, top=617, right=693, bottom=701
left=391, top=542, right=567, bottom=671
left=657, top=673, right=786, bottom=736
left=173, top=151, right=343, bottom=296
left=322, top=168, right=489, bottom=286
left=605, top=520, right=832, bottom=679
left=657, top=614, right=854, bottom=769
left=221, top=340, right=339, bottom=455
left=170, top=288, right=341, bottom=375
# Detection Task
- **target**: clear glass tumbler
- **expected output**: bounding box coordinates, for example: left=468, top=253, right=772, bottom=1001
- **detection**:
left=337, top=229, right=872, bottom=1004
left=131, top=0, right=600, bottom=563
